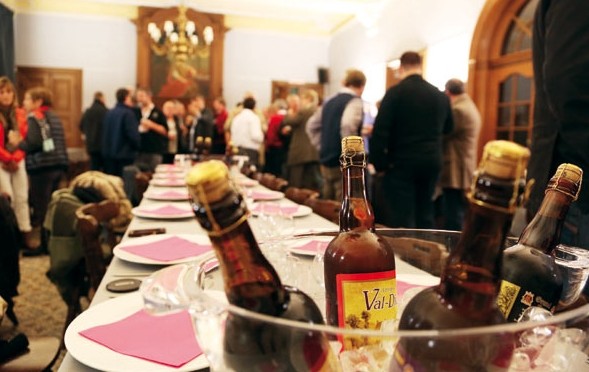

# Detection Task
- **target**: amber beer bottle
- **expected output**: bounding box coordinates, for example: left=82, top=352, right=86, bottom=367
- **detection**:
left=186, top=160, right=340, bottom=371
left=323, top=136, right=397, bottom=348
left=391, top=140, right=530, bottom=371
left=499, top=163, right=583, bottom=321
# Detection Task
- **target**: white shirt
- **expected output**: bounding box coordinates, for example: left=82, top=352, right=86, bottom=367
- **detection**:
left=230, top=108, right=264, bottom=150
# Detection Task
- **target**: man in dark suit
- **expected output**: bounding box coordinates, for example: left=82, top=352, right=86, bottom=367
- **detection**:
left=135, top=87, right=168, bottom=171
left=80, top=91, right=107, bottom=171
left=527, top=0, right=589, bottom=248
left=370, top=51, right=453, bottom=228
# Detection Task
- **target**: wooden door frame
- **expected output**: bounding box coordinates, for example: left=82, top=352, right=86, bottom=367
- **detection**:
left=468, top=0, right=532, bottom=157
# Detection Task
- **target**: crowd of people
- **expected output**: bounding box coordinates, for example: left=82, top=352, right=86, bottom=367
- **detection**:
left=0, top=50, right=485, bottom=265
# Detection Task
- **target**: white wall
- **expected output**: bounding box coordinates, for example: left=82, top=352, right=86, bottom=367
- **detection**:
left=13, top=12, right=329, bottom=112
left=222, top=29, right=329, bottom=109
left=15, top=12, right=137, bottom=109
left=328, top=0, right=486, bottom=102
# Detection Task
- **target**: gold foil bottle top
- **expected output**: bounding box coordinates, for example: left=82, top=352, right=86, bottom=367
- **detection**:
left=479, top=140, right=530, bottom=179
left=547, top=163, right=583, bottom=200
left=186, top=160, right=232, bottom=204
left=340, top=136, right=366, bottom=168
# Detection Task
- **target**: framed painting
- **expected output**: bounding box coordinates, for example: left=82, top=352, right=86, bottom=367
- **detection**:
left=136, top=6, right=225, bottom=107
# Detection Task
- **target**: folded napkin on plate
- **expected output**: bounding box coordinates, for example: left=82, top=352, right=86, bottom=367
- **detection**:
left=121, top=236, right=211, bottom=261
left=156, top=179, right=185, bottom=186
left=294, top=240, right=330, bottom=253
left=153, top=190, right=189, bottom=199
left=396, top=280, right=428, bottom=298
left=79, top=308, right=201, bottom=368
left=137, top=205, right=190, bottom=216
left=249, top=191, right=281, bottom=200
left=251, top=204, right=299, bottom=216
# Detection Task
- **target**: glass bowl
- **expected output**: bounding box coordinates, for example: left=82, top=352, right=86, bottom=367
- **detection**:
left=141, top=229, right=589, bottom=371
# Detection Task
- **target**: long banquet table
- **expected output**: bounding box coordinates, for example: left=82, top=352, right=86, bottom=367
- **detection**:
left=58, top=169, right=436, bottom=372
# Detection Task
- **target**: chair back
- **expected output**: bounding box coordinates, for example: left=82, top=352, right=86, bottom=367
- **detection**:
left=285, top=187, right=320, bottom=205
left=259, top=173, right=289, bottom=192
left=134, top=171, right=152, bottom=203
left=304, top=198, right=340, bottom=224
left=75, top=200, right=119, bottom=296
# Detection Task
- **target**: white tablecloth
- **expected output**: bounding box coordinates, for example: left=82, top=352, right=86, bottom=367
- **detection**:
left=58, top=173, right=435, bottom=372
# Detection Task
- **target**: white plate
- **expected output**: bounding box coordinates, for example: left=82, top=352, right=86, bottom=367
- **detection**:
left=65, top=293, right=209, bottom=372
left=396, top=273, right=439, bottom=287
left=155, top=164, right=185, bottom=173
left=235, top=178, right=259, bottom=187
left=249, top=202, right=313, bottom=218
left=287, top=236, right=333, bottom=256
left=143, top=190, right=190, bottom=201
left=246, top=190, right=284, bottom=201
left=150, top=179, right=186, bottom=187
left=113, top=234, right=212, bottom=265
left=132, top=204, right=194, bottom=219
left=152, top=172, right=186, bottom=180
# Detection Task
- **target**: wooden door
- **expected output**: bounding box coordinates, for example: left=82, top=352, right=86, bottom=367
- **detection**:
left=485, top=59, right=534, bottom=148
left=16, top=66, right=83, bottom=148
left=469, top=0, right=538, bottom=158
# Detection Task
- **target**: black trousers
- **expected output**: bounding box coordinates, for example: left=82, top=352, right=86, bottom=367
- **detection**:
left=29, top=168, right=65, bottom=228
left=379, top=164, right=440, bottom=229
left=443, top=188, right=467, bottom=231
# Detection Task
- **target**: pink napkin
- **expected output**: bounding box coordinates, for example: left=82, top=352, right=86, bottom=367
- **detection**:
left=156, top=173, right=184, bottom=180
left=396, top=280, right=428, bottom=298
left=294, top=240, right=330, bottom=253
left=121, top=236, right=212, bottom=261
left=155, top=190, right=189, bottom=199
left=251, top=204, right=299, bottom=216
left=249, top=191, right=281, bottom=200
left=137, top=205, right=190, bottom=216
left=79, top=308, right=201, bottom=368
left=156, top=179, right=185, bottom=186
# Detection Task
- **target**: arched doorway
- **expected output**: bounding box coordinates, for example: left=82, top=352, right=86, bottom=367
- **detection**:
left=469, top=0, right=539, bottom=156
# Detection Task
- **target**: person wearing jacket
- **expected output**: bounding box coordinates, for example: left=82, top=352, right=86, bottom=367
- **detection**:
left=101, top=88, right=140, bottom=177
left=0, top=77, right=32, bottom=247
left=80, top=91, right=107, bottom=171
left=9, top=86, right=69, bottom=255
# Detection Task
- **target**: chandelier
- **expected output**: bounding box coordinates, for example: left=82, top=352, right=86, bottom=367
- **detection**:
left=147, top=5, right=214, bottom=61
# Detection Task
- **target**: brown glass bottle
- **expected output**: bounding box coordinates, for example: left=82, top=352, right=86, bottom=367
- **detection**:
left=324, top=136, right=397, bottom=349
left=499, top=163, right=583, bottom=321
left=391, top=140, right=530, bottom=371
left=186, top=160, right=340, bottom=371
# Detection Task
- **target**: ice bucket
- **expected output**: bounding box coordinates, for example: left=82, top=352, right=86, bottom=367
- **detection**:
left=141, top=229, right=589, bottom=371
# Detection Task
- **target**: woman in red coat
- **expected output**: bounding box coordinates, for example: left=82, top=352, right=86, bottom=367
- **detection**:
left=0, top=76, right=32, bottom=246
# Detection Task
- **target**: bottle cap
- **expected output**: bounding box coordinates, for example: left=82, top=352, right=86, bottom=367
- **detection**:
left=479, top=140, right=530, bottom=179
left=340, top=136, right=366, bottom=168
left=469, top=140, right=530, bottom=212
left=547, top=163, right=583, bottom=200
left=186, top=160, right=232, bottom=204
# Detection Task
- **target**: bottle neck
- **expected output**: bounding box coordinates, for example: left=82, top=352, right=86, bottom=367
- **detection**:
left=518, top=189, right=574, bottom=254
left=439, top=175, right=516, bottom=310
left=340, top=164, right=375, bottom=232
left=192, top=191, right=286, bottom=314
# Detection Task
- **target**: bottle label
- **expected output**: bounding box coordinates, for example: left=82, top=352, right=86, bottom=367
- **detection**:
left=497, top=280, right=557, bottom=321
left=336, top=270, right=397, bottom=349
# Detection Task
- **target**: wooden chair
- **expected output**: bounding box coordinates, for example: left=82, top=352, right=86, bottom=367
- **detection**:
left=383, top=236, right=449, bottom=276
left=259, top=173, right=289, bottom=192
left=285, top=187, right=320, bottom=205
left=75, top=200, right=120, bottom=297
left=134, top=171, right=152, bottom=203
left=304, top=198, right=340, bottom=224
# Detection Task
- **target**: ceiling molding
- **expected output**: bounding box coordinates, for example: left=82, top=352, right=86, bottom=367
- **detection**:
left=8, top=0, right=379, bottom=36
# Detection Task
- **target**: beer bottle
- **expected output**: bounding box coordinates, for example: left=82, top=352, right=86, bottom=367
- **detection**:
left=499, top=163, right=583, bottom=321
left=323, top=136, right=397, bottom=349
left=186, top=160, right=340, bottom=371
left=392, top=140, right=530, bottom=371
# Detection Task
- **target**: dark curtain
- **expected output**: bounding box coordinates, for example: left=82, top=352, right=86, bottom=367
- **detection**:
left=0, top=3, right=15, bottom=82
